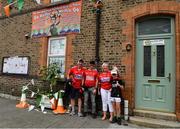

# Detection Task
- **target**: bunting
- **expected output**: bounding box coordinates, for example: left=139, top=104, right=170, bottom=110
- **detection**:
left=17, top=0, right=24, bottom=11
left=28, top=105, right=35, bottom=112
left=3, top=0, right=50, bottom=17
left=0, top=3, right=2, bottom=16
left=7, top=0, right=13, bottom=4
left=4, top=5, right=10, bottom=17
left=34, top=0, right=41, bottom=5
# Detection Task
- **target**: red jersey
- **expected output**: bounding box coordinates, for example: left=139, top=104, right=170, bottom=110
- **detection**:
left=84, top=69, right=98, bottom=87
left=69, top=66, right=85, bottom=89
left=98, top=71, right=112, bottom=90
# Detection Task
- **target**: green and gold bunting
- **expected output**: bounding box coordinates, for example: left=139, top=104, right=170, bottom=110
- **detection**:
left=34, top=0, right=41, bottom=5
left=17, top=0, right=24, bottom=11
left=7, top=0, right=13, bottom=4
left=4, top=5, right=10, bottom=17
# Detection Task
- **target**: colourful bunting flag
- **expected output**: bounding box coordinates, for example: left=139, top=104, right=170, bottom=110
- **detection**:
left=41, top=105, right=45, bottom=112
left=34, top=0, right=41, bottom=5
left=4, top=5, right=10, bottom=17
left=17, top=0, right=24, bottom=11
left=28, top=105, right=35, bottom=112
left=0, top=3, right=2, bottom=17
left=7, top=0, right=13, bottom=4
left=50, top=98, right=54, bottom=105
left=31, top=91, right=35, bottom=98
left=22, top=85, right=28, bottom=92
left=53, top=92, right=58, bottom=100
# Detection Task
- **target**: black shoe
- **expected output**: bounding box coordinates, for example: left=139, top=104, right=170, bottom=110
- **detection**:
left=83, top=112, right=87, bottom=117
left=117, top=117, right=121, bottom=125
left=111, top=116, right=117, bottom=123
left=91, top=113, right=97, bottom=119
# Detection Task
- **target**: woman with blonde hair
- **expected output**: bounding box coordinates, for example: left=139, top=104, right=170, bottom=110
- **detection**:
left=98, top=63, right=113, bottom=122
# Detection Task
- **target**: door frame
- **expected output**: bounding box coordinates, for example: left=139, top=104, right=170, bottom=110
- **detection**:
left=135, top=16, right=176, bottom=112
left=121, top=1, right=180, bottom=119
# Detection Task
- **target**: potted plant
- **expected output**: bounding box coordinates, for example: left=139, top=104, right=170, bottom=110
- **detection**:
left=39, top=63, right=61, bottom=93
left=37, top=63, right=62, bottom=109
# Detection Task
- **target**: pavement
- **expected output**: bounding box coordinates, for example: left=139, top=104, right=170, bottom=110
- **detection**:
left=0, top=97, right=142, bottom=128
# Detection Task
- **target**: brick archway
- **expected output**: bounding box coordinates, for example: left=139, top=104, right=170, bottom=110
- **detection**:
left=121, top=1, right=180, bottom=120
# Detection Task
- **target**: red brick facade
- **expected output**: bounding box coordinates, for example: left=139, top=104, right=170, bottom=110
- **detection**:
left=0, top=0, right=179, bottom=121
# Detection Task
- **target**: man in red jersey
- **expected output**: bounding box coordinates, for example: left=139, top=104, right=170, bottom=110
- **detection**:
left=67, top=59, right=85, bottom=117
left=82, top=61, right=98, bottom=118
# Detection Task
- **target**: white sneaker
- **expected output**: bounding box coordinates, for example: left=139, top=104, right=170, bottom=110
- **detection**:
left=66, top=109, right=70, bottom=114
left=78, top=112, right=84, bottom=117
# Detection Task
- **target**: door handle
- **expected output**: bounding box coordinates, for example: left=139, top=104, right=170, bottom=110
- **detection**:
left=166, top=73, right=171, bottom=82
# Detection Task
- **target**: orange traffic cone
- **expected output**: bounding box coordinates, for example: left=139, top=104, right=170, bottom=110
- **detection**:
left=16, top=92, right=29, bottom=109
left=53, top=91, right=66, bottom=114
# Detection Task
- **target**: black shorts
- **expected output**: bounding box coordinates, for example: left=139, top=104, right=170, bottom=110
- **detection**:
left=70, top=87, right=83, bottom=99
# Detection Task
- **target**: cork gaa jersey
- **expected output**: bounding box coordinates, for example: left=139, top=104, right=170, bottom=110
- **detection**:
left=69, top=66, right=85, bottom=89
left=84, top=69, right=98, bottom=87
left=98, top=71, right=112, bottom=90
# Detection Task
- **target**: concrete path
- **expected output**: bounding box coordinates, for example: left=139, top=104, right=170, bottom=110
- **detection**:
left=0, top=97, right=141, bottom=128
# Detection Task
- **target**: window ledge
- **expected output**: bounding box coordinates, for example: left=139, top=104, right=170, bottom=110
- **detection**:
left=49, top=0, right=80, bottom=6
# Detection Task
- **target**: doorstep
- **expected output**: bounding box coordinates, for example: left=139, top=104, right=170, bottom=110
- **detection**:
left=129, top=116, right=180, bottom=128
left=134, top=109, right=177, bottom=121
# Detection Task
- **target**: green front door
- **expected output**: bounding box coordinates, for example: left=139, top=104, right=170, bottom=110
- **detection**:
left=135, top=17, right=175, bottom=112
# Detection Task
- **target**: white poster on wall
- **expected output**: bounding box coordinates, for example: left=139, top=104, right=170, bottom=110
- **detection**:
left=2, top=56, right=29, bottom=75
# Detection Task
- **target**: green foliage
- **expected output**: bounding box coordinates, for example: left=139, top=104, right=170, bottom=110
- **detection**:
left=39, top=63, right=61, bottom=90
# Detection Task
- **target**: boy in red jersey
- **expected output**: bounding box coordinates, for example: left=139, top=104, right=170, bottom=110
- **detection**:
left=82, top=61, right=98, bottom=118
left=67, top=59, right=85, bottom=117
left=98, top=63, right=113, bottom=122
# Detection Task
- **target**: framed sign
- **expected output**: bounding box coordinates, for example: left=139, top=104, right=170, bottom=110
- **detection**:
left=2, top=56, right=30, bottom=75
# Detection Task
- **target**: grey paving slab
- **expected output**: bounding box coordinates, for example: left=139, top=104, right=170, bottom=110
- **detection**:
left=0, top=97, right=140, bottom=128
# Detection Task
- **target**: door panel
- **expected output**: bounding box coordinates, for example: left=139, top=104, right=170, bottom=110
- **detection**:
left=155, top=85, right=166, bottom=102
left=143, top=84, right=152, bottom=101
left=135, top=37, right=175, bottom=112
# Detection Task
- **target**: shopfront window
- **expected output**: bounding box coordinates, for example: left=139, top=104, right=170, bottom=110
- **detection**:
left=48, top=37, right=66, bottom=77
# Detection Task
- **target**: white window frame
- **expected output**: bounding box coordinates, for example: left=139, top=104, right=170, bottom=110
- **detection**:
left=51, top=0, right=64, bottom=3
left=47, top=37, right=66, bottom=78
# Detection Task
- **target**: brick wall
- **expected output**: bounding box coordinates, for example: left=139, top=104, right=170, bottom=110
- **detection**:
left=74, top=0, right=180, bottom=118
left=0, top=0, right=179, bottom=120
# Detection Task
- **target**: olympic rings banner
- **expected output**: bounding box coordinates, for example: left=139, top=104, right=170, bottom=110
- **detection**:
left=31, top=0, right=82, bottom=37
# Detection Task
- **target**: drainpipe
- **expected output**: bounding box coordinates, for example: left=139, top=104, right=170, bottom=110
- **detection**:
left=95, top=9, right=101, bottom=65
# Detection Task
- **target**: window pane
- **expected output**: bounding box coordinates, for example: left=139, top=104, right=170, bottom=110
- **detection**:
left=49, top=57, right=65, bottom=74
left=51, top=0, right=64, bottom=3
left=49, top=39, right=65, bottom=56
left=138, top=18, right=171, bottom=35
left=144, top=46, right=151, bottom=76
left=157, top=45, right=165, bottom=77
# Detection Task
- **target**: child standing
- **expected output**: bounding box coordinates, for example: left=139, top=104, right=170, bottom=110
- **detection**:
left=110, top=67, right=124, bottom=125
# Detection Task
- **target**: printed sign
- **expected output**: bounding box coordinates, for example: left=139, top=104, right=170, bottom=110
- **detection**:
left=2, top=56, right=29, bottom=75
left=31, top=0, right=82, bottom=37
left=143, top=39, right=165, bottom=46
